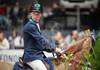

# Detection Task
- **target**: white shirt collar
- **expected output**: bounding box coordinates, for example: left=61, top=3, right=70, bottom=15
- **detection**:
left=36, top=23, right=41, bottom=31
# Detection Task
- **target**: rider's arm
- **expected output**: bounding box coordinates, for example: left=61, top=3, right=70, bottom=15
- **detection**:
left=25, top=24, right=56, bottom=52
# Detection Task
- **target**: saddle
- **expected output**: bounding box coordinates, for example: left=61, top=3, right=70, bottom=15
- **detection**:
left=18, top=57, right=50, bottom=70
left=18, top=57, right=31, bottom=69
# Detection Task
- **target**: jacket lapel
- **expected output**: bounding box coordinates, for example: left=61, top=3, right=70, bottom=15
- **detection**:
left=29, top=18, right=41, bottom=34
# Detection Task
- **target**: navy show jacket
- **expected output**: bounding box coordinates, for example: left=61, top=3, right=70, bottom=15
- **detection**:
left=23, top=19, right=55, bottom=63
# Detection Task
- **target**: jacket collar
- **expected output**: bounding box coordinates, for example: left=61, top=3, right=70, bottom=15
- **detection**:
left=29, top=17, right=37, bottom=24
left=29, top=18, right=41, bottom=32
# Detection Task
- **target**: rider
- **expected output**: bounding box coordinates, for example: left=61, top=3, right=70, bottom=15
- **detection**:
left=21, top=1, right=56, bottom=70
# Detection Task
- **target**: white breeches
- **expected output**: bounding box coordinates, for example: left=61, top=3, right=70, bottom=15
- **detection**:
left=27, top=60, right=47, bottom=70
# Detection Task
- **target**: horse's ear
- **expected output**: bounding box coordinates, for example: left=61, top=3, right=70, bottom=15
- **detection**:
left=84, top=29, right=91, bottom=37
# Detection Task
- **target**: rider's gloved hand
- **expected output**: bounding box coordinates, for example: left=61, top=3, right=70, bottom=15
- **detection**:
left=55, top=48, right=62, bottom=53
left=55, top=48, right=65, bottom=60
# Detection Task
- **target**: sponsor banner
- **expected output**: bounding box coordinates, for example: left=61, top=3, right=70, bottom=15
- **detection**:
left=0, top=50, right=24, bottom=64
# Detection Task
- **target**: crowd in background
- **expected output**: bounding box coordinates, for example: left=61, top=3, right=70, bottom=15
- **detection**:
left=0, top=30, right=24, bottom=49
left=0, top=28, right=95, bottom=51
left=0, top=27, right=80, bottom=49
left=0, top=0, right=100, bottom=30
left=0, top=1, right=67, bottom=30
left=0, top=0, right=100, bottom=50
left=0, top=2, right=28, bottom=30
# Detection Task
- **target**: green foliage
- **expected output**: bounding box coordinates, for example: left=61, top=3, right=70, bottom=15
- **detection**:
left=92, top=31, right=100, bottom=70
left=75, top=31, right=100, bottom=70
left=62, top=53, right=73, bottom=70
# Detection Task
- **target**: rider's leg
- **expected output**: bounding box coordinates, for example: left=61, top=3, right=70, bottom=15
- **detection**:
left=27, top=60, right=47, bottom=70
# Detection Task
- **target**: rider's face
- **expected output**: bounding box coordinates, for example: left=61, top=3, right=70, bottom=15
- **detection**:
left=31, top=11, right=42, bottom=22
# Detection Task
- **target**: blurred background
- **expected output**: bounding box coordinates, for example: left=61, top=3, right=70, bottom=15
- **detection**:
left=0, top=0, right=99, bottom=37
left=0, top=0, right=100, bottom=70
